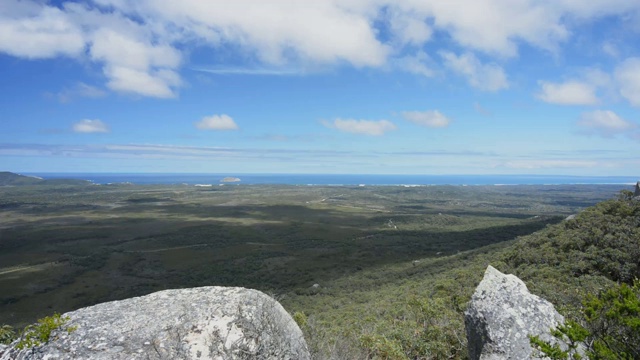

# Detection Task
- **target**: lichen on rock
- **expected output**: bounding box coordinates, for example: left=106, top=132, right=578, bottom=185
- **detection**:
left=1, top=287, right=309, bottom=360
left=465, top=265, right=566, bottom=360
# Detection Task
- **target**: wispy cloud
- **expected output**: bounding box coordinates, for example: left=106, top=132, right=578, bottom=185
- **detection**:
left=195, top=114, right=239, bottom=131
left=439, top=51, right=508, bottom=92
left=395, top=51, right=434, bottom=77
left=72, top=119, right=109, bottom=133
left=402, top=110, right=451, bottom=128
left=501, top=159, right=599, bottom=169
left=576, top=110, right=636, bottom=138
left=614, top=57, right=640, bottom=107
left=536, top=80, right=599, bottom=105
left=323, top=118, right=397, bottom=136
left=54, top=83, right=107, bottom=103
left=0, top=143, right=353, bottom=162
left=473, top=102, right=492, bottom=116
left=191, top=67, right=303, bottom=76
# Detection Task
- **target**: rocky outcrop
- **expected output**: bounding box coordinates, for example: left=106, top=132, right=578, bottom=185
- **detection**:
left=1, top=287, right=309, bottom=360
left=465, top=266, right=565, bottom=360
left=634, top=181, right=640, bottom=197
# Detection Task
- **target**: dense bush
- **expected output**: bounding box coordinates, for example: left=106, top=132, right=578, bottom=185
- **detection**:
left=531, top=280, right=640, bottom=359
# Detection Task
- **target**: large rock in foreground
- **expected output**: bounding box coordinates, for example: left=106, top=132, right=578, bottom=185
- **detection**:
left=465, top=266, right=564, bottom=360
left=1, top=287, right=309, bottom=360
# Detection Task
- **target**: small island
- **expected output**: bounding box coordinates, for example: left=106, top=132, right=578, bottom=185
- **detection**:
left=220, top=177, right=241, bottom=183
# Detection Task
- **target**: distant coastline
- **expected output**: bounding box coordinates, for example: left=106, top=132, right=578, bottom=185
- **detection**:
left=18, top=173, right=639, bottom=186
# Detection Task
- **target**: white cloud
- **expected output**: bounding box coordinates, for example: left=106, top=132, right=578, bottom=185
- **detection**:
left=323, top=119, right=396, bottom=136
left=104, top=66, right=181, bottom=98
left=440, top=51, right=508, bottom=91
left=89, top=28, right=182, bottom=97
left=614, top=58, right=640, bottom=107
left=2, top=0, right=640, bottom=98
left=577, top=110, right=635, bottom=137
left=536, top=80, right=599, bottom=105
left=396, top=51, right=434, bottom=77
left=386, top=8, right=433, bottom=46
left=107, top=0, right=390, bottom=67
left=195, top=114, right=239, bottom=131
left=402, top=110, right=451, bottom=128
left=0, top=4, right=84, bottom=59
left=396, top=1, right=569, bottom=57
left=72, top=119, right=109, bottom=133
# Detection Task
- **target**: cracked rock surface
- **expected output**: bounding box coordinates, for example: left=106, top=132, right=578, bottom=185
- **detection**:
left=465, top=266, right=565, bottom=360
left=1, top=286, right=309, bottom=360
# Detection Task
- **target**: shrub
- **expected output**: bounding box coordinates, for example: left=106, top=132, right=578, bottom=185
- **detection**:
left=0, top=324, right=16, bottom=345
left=531, top=280, right=640, bottom=359
left=15, top=313, right=76, bottom=350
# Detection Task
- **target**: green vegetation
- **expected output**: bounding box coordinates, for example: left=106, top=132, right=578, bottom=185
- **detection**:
left=285, top=190, right=639, bottom=359
left=0, top=324, right=16, bottom=345
left=531, top=280, right=640, bottom=360
left=0, top=182, right=635, bottom=358
left=15, top=313, right=75, bottom=350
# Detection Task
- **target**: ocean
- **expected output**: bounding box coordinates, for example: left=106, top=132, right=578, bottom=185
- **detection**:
left=23, top=173, right=639, bottom=186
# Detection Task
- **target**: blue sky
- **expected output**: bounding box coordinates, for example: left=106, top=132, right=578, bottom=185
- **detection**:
left=0, top=0, right=639, bottom=175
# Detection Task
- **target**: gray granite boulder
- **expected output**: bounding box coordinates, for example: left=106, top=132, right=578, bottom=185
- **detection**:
left=1, top=287, right=309, bottom=360
left=634, top=181, right=640, bottom=197
left=465, top=266, right=565, bottom=360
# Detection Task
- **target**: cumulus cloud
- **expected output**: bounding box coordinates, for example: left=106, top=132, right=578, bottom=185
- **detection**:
left=577, top=110, right=636, bottom=138
left=0, top=4, right=84, bottom=59
left=323, top=119, right=396, bottom=136
left=440, top=51, right=508, bottom=91
left=89, top=28, right=182, bottom=97
left=536, top=80, right=599, bottom=105
left=398, top=1, right=568, bottom=57
left=100, top=0, right=389, bottom=67
left=402, top=110, right=451, bottom=128
left=195, top=114, right=239, bottom=131
left=72, top=119, right=109, bottom=133
left=614, top=58, right=640, bottom=107
left=2, top=0, right=640, bottom=97
left=386, top=7, right=433, bottom=47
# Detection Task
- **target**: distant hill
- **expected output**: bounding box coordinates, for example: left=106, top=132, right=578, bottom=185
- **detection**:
left=0, top=172, right=91, bottom=186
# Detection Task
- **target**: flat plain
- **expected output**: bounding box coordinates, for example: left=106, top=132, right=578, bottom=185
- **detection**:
left=0, top=183, right=624, bottom=330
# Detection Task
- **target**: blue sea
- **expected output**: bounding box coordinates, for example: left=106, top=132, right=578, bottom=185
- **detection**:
left=23, top=173, right=639, bottom=186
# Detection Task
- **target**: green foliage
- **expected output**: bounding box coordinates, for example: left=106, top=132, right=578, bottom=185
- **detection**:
left=584, top=280, right=640, bottom=359
left=292, top=311, right=307, bottom=328
left=0, top=184, right=629, bottom=359
left=503, top=193, right=640, bottom=305
left=15, top=313, right=76, bottom=350
left=357, top=296, right=467, bottom=359
left=531, top=280, right=640, bottom=360
left=0, top=324, right=16, bottom=345
left=529, top=334, right=569, bottom=359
